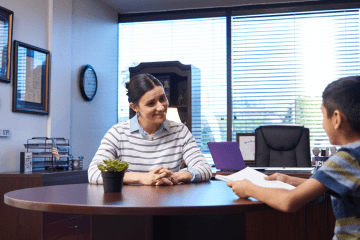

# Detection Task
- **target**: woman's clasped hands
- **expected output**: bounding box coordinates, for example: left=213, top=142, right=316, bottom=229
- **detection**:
left=137, top=166, right=194, bottom=186
left=140, top=166, right=174, bottom=186
left=152, top=166, right=174, bottom=185
left=141, top=166, right=192, bottom=186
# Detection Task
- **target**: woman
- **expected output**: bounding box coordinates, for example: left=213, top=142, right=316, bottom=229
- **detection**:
left=88, top=73, right=212, bottom=185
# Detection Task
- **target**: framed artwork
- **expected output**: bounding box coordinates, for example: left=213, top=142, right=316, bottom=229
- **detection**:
left=236, top=133, right=255, bottom=162
left=0, top=6, right=13, bottom=83
left=12, top=41, right=50, bottom=114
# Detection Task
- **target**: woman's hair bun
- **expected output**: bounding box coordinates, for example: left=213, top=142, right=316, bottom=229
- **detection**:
left=126, top=73, right=162, bottom=104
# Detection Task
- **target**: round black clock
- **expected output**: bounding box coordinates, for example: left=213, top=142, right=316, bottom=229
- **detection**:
left=80, top=65, right=97, bottom=101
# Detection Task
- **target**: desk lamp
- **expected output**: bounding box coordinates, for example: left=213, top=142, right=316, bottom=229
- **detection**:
left=167, top=107, right=181, bottom=123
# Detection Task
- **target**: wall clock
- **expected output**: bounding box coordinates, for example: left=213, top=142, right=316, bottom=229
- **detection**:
left=80, top=65, right=97, bottom=101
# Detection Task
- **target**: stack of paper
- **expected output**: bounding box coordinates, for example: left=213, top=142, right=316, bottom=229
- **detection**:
left=216, top=167, right=295, bottom=190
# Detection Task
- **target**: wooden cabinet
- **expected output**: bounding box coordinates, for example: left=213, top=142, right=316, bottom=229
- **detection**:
left=0, top=170, right=89, bottom=240
left=129, top=61, right=200, bottom=132
left=43, top=213, right=91, bottom=240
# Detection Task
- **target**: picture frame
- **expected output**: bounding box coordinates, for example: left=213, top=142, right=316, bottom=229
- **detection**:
left=236, top=133, right=255, bottom=164
left=12, top=41, right=50, bottom=114
left=0, top=6, right=14, bottom=83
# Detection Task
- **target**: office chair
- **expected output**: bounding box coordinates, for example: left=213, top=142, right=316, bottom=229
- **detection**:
left=254, top=125, right=311, bottom=167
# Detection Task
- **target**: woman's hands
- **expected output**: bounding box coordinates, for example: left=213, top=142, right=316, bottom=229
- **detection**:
left=137, top=166, right=173, bottom=186
left=138, top=166, right=193, bottom=186
left=170, top=171, right=193, bottom=184
left=152, top=166, right=174, bottom=185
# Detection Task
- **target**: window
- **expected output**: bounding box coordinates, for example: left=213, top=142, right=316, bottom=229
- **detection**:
left=232, top=9, right=360, bottom=148
left=118, top=17, right=227, bottom=162
left=119, top=3, right=360, bottom=164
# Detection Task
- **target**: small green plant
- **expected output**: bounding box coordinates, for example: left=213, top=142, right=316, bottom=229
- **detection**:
left=97, top=159, right=129, bottom=172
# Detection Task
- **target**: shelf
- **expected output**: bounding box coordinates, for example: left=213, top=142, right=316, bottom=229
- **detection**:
left=24, top=144, right=72, bottom=149
left=32, top=152, right=70, bottom=158
left=32, top=161, right=69, bottom=165
left=23, top=138, right=72, bottom=172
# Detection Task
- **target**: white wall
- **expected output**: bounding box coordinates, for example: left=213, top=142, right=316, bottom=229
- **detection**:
left=0, top=0, right=49, bottom=172
left=0, top=0, right=118, bottom=172
left=70, top=0, right=118, bottom=169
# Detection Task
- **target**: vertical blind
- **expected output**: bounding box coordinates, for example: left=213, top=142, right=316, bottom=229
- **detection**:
left=232, top=9, right=360, bottom=149
left=118, top=17, right=227, bottom=162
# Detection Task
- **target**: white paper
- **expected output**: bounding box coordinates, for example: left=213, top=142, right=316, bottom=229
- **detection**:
left=252, top=167, right=314, bottom=171
left=216, top=167, right=295, bottom=190
left=239, top=136, right=255, bottom=160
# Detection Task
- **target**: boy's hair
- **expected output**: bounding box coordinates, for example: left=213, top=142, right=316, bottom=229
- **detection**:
left=322, top=76, right=360, bottom=133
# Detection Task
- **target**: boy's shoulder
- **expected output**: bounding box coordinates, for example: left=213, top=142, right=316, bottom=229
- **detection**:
left=337, top=140, right=360, bottom=163
left=340, top=140, right=360, bottom=150
left=311, top=140, right=360, bottom=197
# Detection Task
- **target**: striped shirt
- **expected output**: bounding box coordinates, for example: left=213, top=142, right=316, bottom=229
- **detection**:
left=88, top=116, right=212, bottom=184
left=311, top=140, right=360, bottom=240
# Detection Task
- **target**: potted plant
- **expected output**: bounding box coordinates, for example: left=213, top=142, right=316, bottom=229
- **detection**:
left=98, top=159, right=129, bottom=193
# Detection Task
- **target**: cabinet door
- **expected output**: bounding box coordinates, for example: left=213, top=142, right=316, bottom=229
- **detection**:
left=0, top=175, right=43, bottom=240
left=42, top=170, right=88, bottom=186
left=44, top=215, right=91, bottom=240
left=0, top=171, right=89, bottom=240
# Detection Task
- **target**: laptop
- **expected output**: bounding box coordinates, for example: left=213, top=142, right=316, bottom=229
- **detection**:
left=207, top=142, right=247, bottom=171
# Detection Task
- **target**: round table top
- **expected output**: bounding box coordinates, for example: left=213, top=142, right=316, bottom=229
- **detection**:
left=4, top=180, right=270, bottom=216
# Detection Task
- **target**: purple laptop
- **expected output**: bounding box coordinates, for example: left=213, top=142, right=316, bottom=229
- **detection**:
left=207, top=142, right=247, bottom=171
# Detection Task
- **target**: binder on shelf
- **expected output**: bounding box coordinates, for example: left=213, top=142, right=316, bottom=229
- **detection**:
left=20, top=152, right=32, bottom=173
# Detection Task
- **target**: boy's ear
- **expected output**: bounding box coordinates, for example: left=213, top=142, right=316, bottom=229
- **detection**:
left=332, top=110, right=343, bottom=130
left=129, top=103, right=139, bottom=113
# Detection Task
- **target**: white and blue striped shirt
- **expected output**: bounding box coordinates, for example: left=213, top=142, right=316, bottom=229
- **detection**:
left=88, top=116, right=212, bottom=184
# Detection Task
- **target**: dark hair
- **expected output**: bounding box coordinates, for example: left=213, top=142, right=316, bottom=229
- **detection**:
left=322, top=76, right=360, bottom=132
left=125, top=73, right=163, bottom=117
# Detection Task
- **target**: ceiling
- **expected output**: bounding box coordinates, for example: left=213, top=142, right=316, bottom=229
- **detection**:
left=100, top=0, right=293, bottom=14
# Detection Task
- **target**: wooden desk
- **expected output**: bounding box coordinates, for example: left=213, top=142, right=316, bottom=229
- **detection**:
left=4, top=180, right=334, bottom=240
left=5, top=181, right=267, bottom=239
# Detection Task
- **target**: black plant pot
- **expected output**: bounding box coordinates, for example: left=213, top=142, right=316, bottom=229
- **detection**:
left=101, top=171, right=125, bottom=193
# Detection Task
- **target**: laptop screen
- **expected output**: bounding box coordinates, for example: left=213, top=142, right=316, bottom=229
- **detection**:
left=207, top=142, right=247, bottom=171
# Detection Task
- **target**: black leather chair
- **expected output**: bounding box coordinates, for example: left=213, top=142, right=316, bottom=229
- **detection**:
left=254, top=125, right=311, bottom=167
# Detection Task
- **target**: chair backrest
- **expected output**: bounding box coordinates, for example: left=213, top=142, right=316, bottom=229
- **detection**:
left=254, top=125, right=311, bottom=167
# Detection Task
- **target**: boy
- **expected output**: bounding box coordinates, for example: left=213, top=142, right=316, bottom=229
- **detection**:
left=227, top=76, right=360, bottom=239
